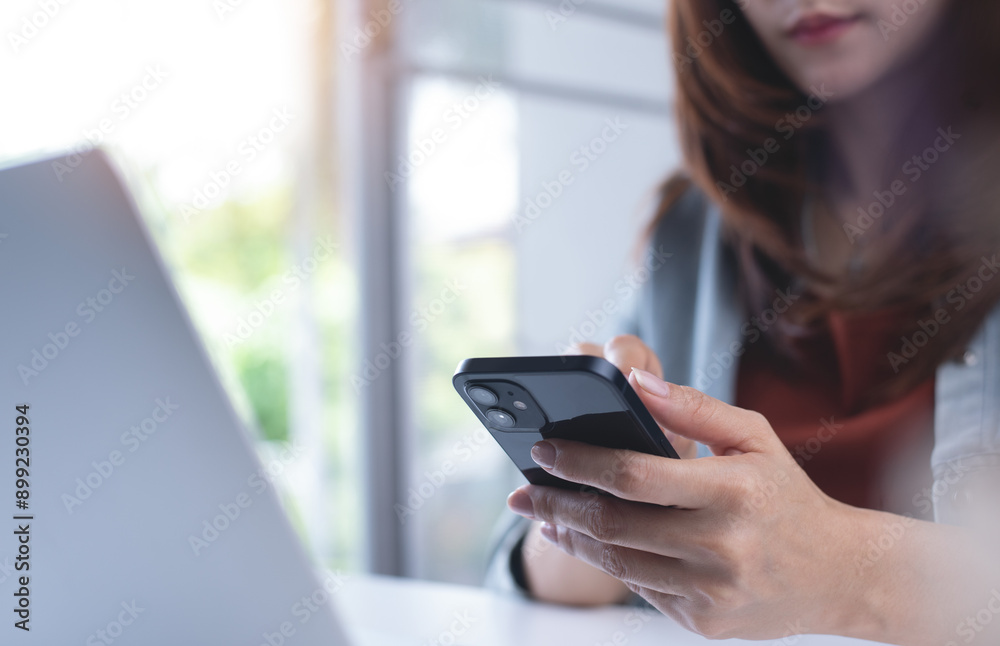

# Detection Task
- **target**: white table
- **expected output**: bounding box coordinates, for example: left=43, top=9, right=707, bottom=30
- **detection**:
left=336, top=574, right=885, bottom=646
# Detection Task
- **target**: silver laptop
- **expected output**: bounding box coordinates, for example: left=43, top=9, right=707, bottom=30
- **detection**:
left=0, top=150, right=351, bottom=644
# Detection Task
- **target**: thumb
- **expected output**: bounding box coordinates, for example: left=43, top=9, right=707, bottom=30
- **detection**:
left=628, top=368, right=779, bottom=456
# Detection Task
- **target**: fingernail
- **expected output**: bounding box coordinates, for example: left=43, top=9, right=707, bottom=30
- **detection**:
left=507, top=489, right=535, bottom=519
left=539, top=522, right=557, bottom=543
left=531, top=441, right=556, bottom=469
left=632, top=368, right=670, bottom=397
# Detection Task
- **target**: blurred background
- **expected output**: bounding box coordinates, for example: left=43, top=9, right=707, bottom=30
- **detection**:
left=0, top=0, right=679, bottom=584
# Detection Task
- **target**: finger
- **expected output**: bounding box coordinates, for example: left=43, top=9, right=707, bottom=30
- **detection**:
left=511, top=484, right=702, bottom=559
left=529, top=438, right=727, bottom=508
left=565, top=342, right=604, bottom=357
left=628, top=369, right=780, bottom=455
left=604, top=334, right=662, bottom=378
left=539, top=522, right=691, bottom=597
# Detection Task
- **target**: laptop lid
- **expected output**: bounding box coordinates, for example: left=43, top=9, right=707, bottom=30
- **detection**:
left=0, top=150, right=350, bottom=645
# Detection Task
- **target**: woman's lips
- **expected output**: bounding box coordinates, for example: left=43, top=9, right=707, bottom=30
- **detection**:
left=787, top=13, right=862, bottom=46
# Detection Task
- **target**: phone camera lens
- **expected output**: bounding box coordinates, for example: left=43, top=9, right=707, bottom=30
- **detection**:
left=486, top=409, right=516, bottom=428
left=468, top=386, right=498, bottom=406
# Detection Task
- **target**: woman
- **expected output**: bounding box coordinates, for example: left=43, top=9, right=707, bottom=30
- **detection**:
left=489, top=0, right=1000, bottom=643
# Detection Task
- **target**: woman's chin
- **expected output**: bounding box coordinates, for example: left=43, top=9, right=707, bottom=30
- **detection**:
left=788, top=61, right=892, bottom=105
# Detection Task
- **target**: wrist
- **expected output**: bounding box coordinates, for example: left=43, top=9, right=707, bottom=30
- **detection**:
left=820, top=502, right=900, bottom=642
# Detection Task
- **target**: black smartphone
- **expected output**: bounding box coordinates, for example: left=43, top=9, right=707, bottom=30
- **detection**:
left=453, top=355, right=679, bottom=490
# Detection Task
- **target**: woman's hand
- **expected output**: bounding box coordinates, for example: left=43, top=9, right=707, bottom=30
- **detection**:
left=507, top=369, right=872, bottom=640
left=570, top=335, right=698, bottom=459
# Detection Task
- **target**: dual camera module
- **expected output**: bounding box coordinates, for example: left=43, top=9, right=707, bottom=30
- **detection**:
left=463, top=378, right=547, bottom=430
left=467, top=386, right=526, bottom=428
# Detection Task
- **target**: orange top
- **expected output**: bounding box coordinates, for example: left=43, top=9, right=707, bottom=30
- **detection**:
left=735, top=310, right=936, bottom=519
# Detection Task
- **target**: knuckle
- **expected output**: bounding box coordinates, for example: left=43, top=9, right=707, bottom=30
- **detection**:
left=695, top=528, right=728, bottom=558
left=726, top=558, right=754, bottom=592
left=741, top=410, right=773, bottom=450
left=718, top=462, right=761, bottom=506
left=718, top=538, right=750, bottom=569
left=529, top=489, right=556, bottom=521
left=610, top=451, right=651, bottom=497
left=549, top=447, right=580, bottom=482
left=677, top=386, right=718, bottom=428
left=582, top=499, right=623, bottom=543
left=706, top=578, right=742, bottom=611
left=744, top=409, right=769, bottom=429
left=696, top=515, right=749, bottom=562
left=728, top=469, right=758, bottom=501
left=703, top=585, right=751, bottom=634
left=599, top=543, right=628, bottom=579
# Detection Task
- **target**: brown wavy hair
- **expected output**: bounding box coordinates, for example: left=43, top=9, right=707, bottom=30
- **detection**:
left=656, top=0, right=1000, bottom=402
